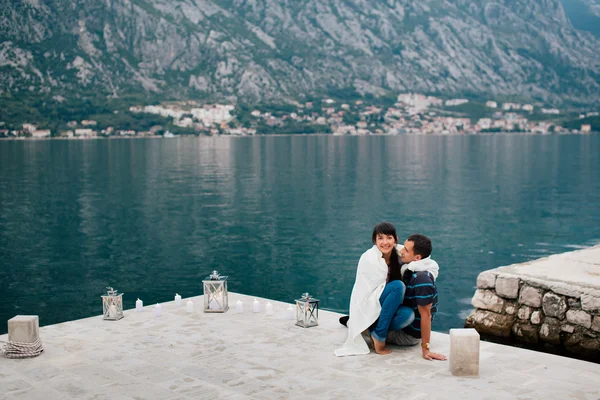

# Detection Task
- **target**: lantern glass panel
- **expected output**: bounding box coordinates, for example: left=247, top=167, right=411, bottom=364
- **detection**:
left=102, top=287, right=124, bottom=321
left=203, top=272, right=229, bottom=313
left=295, top=293, right=319, bottom=328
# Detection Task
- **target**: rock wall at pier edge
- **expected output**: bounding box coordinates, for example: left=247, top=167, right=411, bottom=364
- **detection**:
left=465, top=245, right=600, bottom=361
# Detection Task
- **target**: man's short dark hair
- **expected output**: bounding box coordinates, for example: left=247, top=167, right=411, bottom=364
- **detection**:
left=372, top=222, right=398, bottom=244
left=407, top=234, right=432, bottom=258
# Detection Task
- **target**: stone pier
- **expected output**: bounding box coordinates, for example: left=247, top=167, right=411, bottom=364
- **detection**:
left=466, top=245, right=600, bottom=360
left=2, top=292, right=600, bottom=399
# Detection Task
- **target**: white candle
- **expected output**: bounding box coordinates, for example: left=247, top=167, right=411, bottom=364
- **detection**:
left=175, top=293, right=182, bottom=307
left=155, top=303, right=162, bottom=317
left=265, top=302, right=273, bottom=316
left=253, top=298, right=261, bottom=313
left=186, top=299, right=194, bottom=313
left=135, top=298, right=143, bottom=312
left=286, top=305, right=295, bottom=320
left=109, top=304, right=117, bottom=318
left=209, top=298, right=220, bottom=310
left=236, top=300, right=244, bottom=314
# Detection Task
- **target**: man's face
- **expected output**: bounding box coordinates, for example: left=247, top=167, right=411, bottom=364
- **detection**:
left=400, top=240, right=421, bottom=263
left=375, top=233, right=396, bottom=256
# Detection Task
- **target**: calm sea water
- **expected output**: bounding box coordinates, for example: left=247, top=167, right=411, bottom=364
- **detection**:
left=1, top=135, right=599, bottom=335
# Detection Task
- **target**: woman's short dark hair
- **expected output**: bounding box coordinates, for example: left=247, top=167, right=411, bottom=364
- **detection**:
left=407, top=233, right=432, bottom=258
left=372, top=222, right=398, bottom=244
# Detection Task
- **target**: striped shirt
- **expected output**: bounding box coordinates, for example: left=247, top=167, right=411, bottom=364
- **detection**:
left=401, top=269, right=438, bottom=339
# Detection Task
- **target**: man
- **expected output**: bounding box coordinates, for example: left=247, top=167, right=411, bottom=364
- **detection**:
left=339, top=233, right=446, bottom=361
left=394, top=233, right=446, bottom=361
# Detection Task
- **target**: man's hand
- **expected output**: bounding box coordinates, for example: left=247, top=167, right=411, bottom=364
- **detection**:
left=422, top=348, right=447, bottom=361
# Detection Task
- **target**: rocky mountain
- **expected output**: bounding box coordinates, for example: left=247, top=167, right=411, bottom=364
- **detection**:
left=1, top=0, right=600, bottom=106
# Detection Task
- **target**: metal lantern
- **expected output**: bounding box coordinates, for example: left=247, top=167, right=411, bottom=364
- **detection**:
left=295, top=292, right=319, bottom=328
left=203, top=270, right=229, bottom=313
left=101, top=287, right=124, bottom=321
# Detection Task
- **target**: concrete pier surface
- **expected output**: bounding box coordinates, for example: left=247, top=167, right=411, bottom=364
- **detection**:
left=1, top=292, right=600, bottom=400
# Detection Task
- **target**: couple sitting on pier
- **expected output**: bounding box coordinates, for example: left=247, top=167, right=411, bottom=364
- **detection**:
left=335, top=222, right=446, bottom=360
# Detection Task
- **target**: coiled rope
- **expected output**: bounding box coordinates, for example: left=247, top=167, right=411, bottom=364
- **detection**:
left=0, top=338, right=44, bottom=359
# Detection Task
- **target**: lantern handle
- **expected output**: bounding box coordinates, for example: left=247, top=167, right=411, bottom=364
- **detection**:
left=210, top=270, right=220, bottom=280
left=106, top=286, right=118, bottom=295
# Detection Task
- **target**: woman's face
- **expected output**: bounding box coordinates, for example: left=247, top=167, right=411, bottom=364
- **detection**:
left=375, top=233, right=396, bottom=256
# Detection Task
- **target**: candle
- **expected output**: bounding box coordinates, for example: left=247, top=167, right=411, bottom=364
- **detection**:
left=286, top=305, right=295, bottom=320
left=209, top=298, right=220, bottom=310
left=186, top=299, right=194, bottom=313
left=135, top=298, right=143, bottom=312
left=155, top=303, right=162, bottom=317
left=265, top=302, right=273, bottom=316
left=109, top=304, right=117, bottom=318
left=252, top=298, right=261, bottom=313
left=175, top=293, right=182, bottom=307
left=236, top=300, right=244, bottom=314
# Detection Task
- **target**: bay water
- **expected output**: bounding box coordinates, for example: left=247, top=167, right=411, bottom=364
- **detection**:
left=1, top=134, right=599, bottom=334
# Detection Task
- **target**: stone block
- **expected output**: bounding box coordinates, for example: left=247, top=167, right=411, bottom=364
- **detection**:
left=566, top=310, right=592, bottom=329
left=542, top=292, right=567, bottom=319
left=8, top=315, right=40, bottom=343
left=567, top=298, right=581, bottom=309
left=519, top=286, right=543, bottom=308
left=530, top=311, right=543, bottom=325
left=471, top=290, right=505, bottom=313
left=561, top=324, right=575, bottom=333
left=504, top=302, right=517, bottom=315
left=517, top=306, right=532, bottom=320
left=495, top=276, right=520, bottom=299
left=476, top=271, right=497, bottom=289
left=581, top=295, right=600, bottom=312
left=449, top=328, right=479, bottom=376
left=592, top=316, right=600, bottom=332
left=539, top=322, right=561, bottom=345
left=464, top=310, right=514, bottom=337
left=512, top=322, right=539, bottom=344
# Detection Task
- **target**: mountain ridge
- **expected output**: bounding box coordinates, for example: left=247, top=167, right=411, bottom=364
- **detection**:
left=1, top=0, right=600, bottom=106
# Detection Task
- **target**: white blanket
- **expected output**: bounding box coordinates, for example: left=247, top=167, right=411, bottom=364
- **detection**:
left=334, top=245, right=388, bottom=357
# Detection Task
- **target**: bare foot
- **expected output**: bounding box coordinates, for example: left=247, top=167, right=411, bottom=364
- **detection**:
left=371, top=335, right=392, bottom=355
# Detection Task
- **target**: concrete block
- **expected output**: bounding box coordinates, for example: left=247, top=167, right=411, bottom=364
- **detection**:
left=496, top=276, right=520, bottom=299
left=8, top=315, right=40, bottom=343
left=450, top=328, right=480, bottom=376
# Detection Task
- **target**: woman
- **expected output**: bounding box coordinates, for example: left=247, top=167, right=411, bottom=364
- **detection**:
left=334, top=222, right=414, bottom=356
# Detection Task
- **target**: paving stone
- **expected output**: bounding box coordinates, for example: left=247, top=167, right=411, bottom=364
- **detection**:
left=1, top=292, right=600, bottom=400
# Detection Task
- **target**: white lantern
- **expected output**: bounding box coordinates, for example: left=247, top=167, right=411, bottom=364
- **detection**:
left=101, top=287, right=124, bottom=321
left=295, top=292, right=319, bottom=328
left=203, top=270, right=229, bottom=313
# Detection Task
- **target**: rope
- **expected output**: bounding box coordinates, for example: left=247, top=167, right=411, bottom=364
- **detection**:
left=0, top=338, right=44, bottom=359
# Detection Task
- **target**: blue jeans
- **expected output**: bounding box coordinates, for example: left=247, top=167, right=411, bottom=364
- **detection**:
left=370, top=280, right=415, bottom=342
